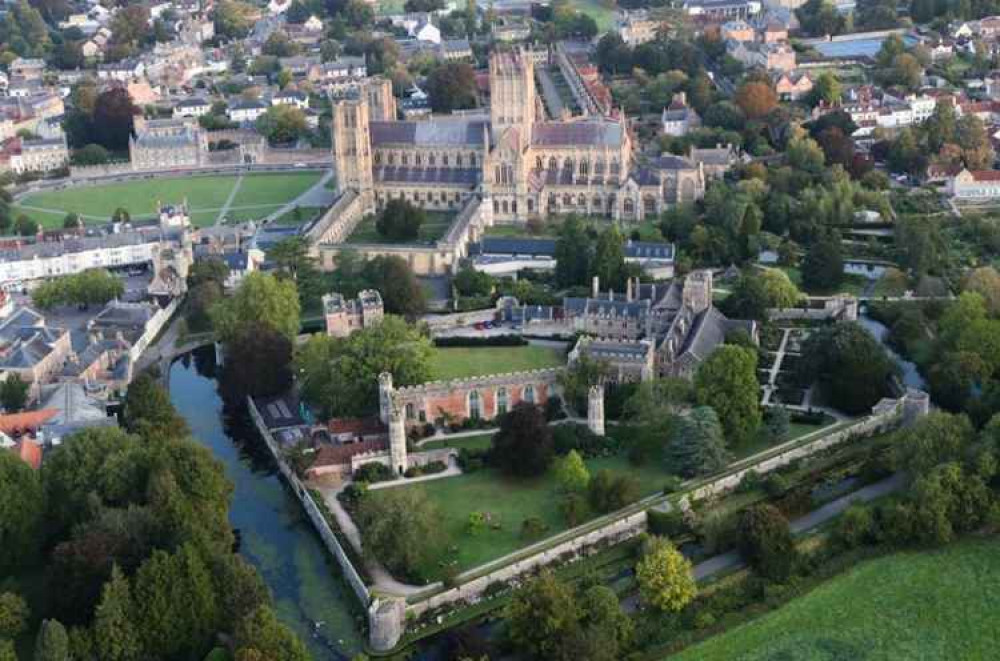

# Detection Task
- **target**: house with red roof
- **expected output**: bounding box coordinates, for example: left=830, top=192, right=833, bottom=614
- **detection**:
left=948, top=168, right=1000, bottom=199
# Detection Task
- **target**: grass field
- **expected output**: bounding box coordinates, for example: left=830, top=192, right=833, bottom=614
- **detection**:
left=374, top=453, right=671, bottom=576
left=13, top=171, right=323, bottom=229
left=780, top=266, right=868, bottom=297
left=569, top=0, right=616, bottom=31
left=485, top=217, right=665, bottom=241
left=672, top=538, right=1000, bottom=661
left=420, top=433, right=495, bottom=452
left=346, top=211, right=455, bottom=245
left=428, top=345, right=565, bottom=380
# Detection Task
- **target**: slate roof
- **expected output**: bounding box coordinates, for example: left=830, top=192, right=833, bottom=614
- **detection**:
left=373, top=166, right=480, bottom=185
left=370, top=118, right=487, bottom=147
left=579, top=339, right=651, bottom=359
left=531, top=121, right=623, bottom=147
left=478, top=237, right=557, bottom=256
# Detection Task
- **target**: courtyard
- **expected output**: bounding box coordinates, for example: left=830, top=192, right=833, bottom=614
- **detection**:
left=427, top=345, right=566, bottom=381
left=13, top=171, right=325, bottom=229
left=344, top=211, right=456, bottom=245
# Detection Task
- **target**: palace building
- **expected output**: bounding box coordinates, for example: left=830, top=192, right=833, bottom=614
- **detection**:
left=330, top=49, right=706, bottom=224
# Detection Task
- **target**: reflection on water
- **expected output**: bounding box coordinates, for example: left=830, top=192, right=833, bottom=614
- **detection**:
left=169, top=351, right=362, bottom=660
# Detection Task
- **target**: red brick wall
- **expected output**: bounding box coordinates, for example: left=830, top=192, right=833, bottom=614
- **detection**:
left=408, top=382, right=551, bottom=425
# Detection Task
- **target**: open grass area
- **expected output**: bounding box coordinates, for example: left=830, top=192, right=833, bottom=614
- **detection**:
left=419, top=433, right=495, bottom=452
left=568, top=0, right=616, bottom=31
left=485, top=216, right=664, bottom=241
left=779, top=267, right=868, bottom=297
left=345, top=211, right=455, bottom=245
left=373, top=452, right=672, bottom=577
left=672, top=537, right=1000, bottom=661
left=427, top=345, right=565, bottom=380
left=272, top=205, right=326, bottom=226
left=13, top=172, right=322, bottom=229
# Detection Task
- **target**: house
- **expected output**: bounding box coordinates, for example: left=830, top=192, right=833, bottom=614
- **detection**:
left=97, top=58, right=145, bottom=82
left=8, top=137, right=69, bottom=174
left=173, top=97, right=212, bottom=118
left=682, top=0, right=761, bottom=19
left=773, top=70, right=813, bottom=100
left=661, top=92, right=701, bottom=137
left=2, top=435, right=43, bottom=469
left=0, top=310, right=72, bottom=399
left=318, top=56, right=367, bottom=81
left=492, top=18, right=532, bottom=42
left=221, top=249, right=264, bottom=290
left=949, top=168, right=1000, bottom=199
left=689, top=143, right=740, bottom=179
left=37, top=382, right=115, bottom=444
left=271, top=90, right=309, bottom=109
left=304, top=15, right=324, bottom=31
left=618, top=9, right=663, bottom=46
left=9, top=58, right=45, bottom=80
left=414, top=18, right=441, bottom=44
left=721, top=19, right=755, bottom=42
left=728, top=39, right=796, bottom=72
left=760, top=20, right=788, bottom=43
left=440, top=39, right=473, bottom=61
left=227, top=99, right=268, bottom=124
left=323, top=290, right=384, bottom=337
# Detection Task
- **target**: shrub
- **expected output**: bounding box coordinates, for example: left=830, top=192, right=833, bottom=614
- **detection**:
left=457, top=447, right=489, bottom=472
left=736, top=470, right=764, bottom=493
left=662, top=475, right=684, bottom=494
left=762, top=473, right=791, bottom=498
left=560, top=493, right=588, bottom=526
left=520, top=517, right=549, bottom=539
left=833, top=505, right=875, bottom=549
left=738, top=504, right=797, bottom=581
left=588, top=470, right=640, bottom=513
left=647, top=508, right=688, bottom=538
left=552, top=423, right=618, bottom=458
left=353, top=462, right=394, bottom=483
left=697, top=509, right=741, bottom=555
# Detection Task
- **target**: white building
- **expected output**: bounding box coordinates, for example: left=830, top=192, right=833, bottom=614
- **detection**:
left=227, top=99, right=268, bottom=124
left=10, top=137, right=69, bottom=174
left=172, top=97, right=212, bottom=118
left=949, top=168, right=1000, bottom=199
left=271, top=90, right=309, bottom=109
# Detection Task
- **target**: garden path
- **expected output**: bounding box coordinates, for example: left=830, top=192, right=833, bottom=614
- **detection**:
left=262, top=170, right=336, bottom=223
left=214, top=174, right=244, bottom=225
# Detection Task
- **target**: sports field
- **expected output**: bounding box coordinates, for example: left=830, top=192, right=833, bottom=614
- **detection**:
left=13, top=171, right=324, bottom=229
left=427, top=345, right=565, bottom=380
left=672, top=538, right=1000, bottom=661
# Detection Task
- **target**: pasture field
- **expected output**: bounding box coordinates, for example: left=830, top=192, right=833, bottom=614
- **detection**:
left=672, top=538, right=1000, bottom=661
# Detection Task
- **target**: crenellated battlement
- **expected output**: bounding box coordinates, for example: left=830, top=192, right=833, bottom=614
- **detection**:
left=391, top=367, right=565, bottom=400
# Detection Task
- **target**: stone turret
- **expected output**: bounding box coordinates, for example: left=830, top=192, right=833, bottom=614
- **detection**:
left=389, top=401, right=408, bottom=475
left=369, top=598, right=405, bottom=652
left=378, top=372, right=393, bottom=424
left=682, top=269, right=713, bottom=315
left=902, top=389, right=930, bottom=426
left=587, top=384, right=605, bottom=436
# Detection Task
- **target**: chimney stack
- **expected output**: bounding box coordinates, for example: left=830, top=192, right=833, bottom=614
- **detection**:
left=626, top=278, right=633, bottom=302
left=592, top=275, right=600, bottom=298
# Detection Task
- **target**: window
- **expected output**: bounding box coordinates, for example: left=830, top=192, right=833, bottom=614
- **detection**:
left=415, top=154, right=421, bottom=166
left=388, top=154, right=395, bottom=165
left=548, top=157, right=557, bottom=170
left=536, top=156, right=543, bottom=170
left=502, top=200, right=509, bottom=214
left=429, top=154, right=436, bottom=166
left=469, top=390, right=482, bottom=418
left=374, top=153, right=381, bottom=164
left=402, top=154, right=409, bottom=165
left=443, top=155, right=450, bottom=165
left=527, top=198, right=534, bottom=212
left=497, top=387, right=508, bottom=415
left=523, top=385, right=535, bottom=404
left=405, top=403, right=415, bottom=420
left=456, top=154, right=463, bottom=166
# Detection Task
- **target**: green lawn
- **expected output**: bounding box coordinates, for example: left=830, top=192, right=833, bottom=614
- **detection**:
left=373, top=452, right=672, bottom=577
left=13, top=172, right=322, bottom=229
left=271, top=205, right=326, bottom=226
left=568, top=0, right=616, bottom=31
left=346, top=211, right=455, bottom=245
left=229, top=172, right=323, bottom=207
left=779, top=267, right=867, bottom=297
left=420, top=433, right=495, bottom=452
left=222, top=205, right=284, bottom=223
left=427, top=345, right=565, bottom=381
left=485, top=217, right=664, bottom=241
left=672, top=538, right=1000, bottom=661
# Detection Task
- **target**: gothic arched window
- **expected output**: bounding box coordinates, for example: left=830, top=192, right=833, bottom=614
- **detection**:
left=469, top=390, right=482, bottom=418
left=497, top=387, right=509, bottom=415
left=523, top=385, right=535, bottom=404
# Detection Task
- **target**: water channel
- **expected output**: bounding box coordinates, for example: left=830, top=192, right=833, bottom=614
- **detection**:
left=168, top=351, right=363, bottom=661
left=858, top=311, right=927, bottom=390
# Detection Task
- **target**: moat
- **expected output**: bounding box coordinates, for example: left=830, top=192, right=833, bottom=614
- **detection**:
left=168, top=351, right=363, bottom=661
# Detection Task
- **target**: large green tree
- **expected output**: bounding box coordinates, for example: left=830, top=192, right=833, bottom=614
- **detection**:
left=121, top=373, right=190, bottom=439
left=695, top=345, right=761, bottom=445
left=635, top=536, right=696, bottom=612
left=93, top=566, right=141, bottom=661
left=738, top=503, right=796, bottom=581
left=492, top=403, right=555, bottom=477
left=554, top=215, right=592, bottom=287
left=296, top=316, right=431, bottom=418
left=801, top=236, right=844, bottom=292
left=425, top=61, right=477, bottom=113
left=798, top=322, right=897, bottom=414
left=374, top=199, right=425, bottom=242
left=505, top=571, right=582, bottom=660
left=210, top=272, right=301, bottom=344
left=667, top=406, right=729, bottom=477
left=0, top=452, right=44, bottom=575
left=591, top=225, right=627, bottom=290
left=356, top=489, right=442, bottom=582
left=233, top=606, right=310, bottom=661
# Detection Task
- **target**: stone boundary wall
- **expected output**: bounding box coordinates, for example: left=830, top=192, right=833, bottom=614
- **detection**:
left=768, top=295, right=858, bottom=322
left=407, top=510, right=648, bottom=619
left=421, top=308, right=498, bottom=331
left=127, top=297, right=182, bottom=366
left=686, top=403, right=902, bottom=502
left=246, top=397, right=372, bottom=607
left=391, top=367, right=564, bottom=402
left=305, top=189, right=365, bottom=244
left=69, top=162, right=133, bottom=178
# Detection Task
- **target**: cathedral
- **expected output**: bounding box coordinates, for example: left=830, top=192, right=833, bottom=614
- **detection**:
left=330, top=49, right=707, bottom=223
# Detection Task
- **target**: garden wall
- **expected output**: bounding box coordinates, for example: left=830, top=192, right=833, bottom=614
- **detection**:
left=768, top=295, right=858, bottom=322
left=246, top=397, right=372, bottom=607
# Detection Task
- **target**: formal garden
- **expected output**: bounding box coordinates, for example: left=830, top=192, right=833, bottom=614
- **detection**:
left=345, top=199, right=456, bottom=245
left=12, top=171, right=324, bottom=228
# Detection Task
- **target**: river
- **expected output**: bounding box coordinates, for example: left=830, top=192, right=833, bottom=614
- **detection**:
left=858, top=312, right=927, bottom=390
left=168, top=351, right=363, bottom=660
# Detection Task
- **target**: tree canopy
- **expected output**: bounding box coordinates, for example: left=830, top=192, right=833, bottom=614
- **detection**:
left=210, top=272, right=301, bottom=344
left=799, top=322, right=898, bottom=414
left=695, top=345, right=761, bottom=445
left=492, top=403, right=554, bottom=477
left=31, top=269, right=124, bottom=310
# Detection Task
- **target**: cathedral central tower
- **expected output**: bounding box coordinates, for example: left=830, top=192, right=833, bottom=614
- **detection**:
left=489, top=49, right=536, bottom=144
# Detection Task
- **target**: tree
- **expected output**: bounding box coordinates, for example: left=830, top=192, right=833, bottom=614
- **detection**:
left=0, top=374, right=29, bottom=412
left=888, top=53, right=922, bottom=91
left=505, top=572, right=581, bottom=660
left=284, top=0, right=311, bottom=23
left=375, top=199, right=425, bottom=242
left=720, top=271, right=770, bottom=321
left=892, top=411, right=974, bottom=477
left=71, top=144, right=110, bottom=166
left=31, top=269, right=124, bottom=310
left=591, top=225, right=627, bottom=290
left=0, top=641, right=14, bottom=661
left=16, top=215, right=39, bottom=237
left=262, top=30, right=299, bottom=57
left=453, top=265, right=493, bottom=297
left=739, top=503, right=795, bottom=581
left=623, top=378, right=692, bottom=464
left=553, top=449, right=590, bottom=493
left=0, top=592, right=29, bottom=639
left=233, top=606, right=309, bottom=661
left=34, top=620, right=70, bottom=661
left=811, top=71, right=841, bottom=106
left=667, top=406, right=729, bottom=477
left=555, top=215, right=592, bottom=287
left=255, top=105, right=308, bottom=144
left=219, top=323, right=294, bottom=404
left=0, top=452, right=44, bottom=575
left=425, top=61, right=477, bottom=113
left=63, top=212, right=83, bottom=230
left=122, top=373, right=189, bottom=440
left=111, top=208, right=130, bottom=224
left=735, top=81, right=777, bottom=120
left=356, top=489, right=442, bottom=581
left=635, top=537, right=696, bottom=612
left=492, top=403, right=554, bottom=477
left=801, top=236, right=843, bottom=292
left=798, top=322, right=897, bottom=414
left=796, top=0, right=844, bottom=36
left=695, top=345, right=761, bottom=446
left=587, top=469, right=640, bottom=513
left=296, top=317, right=431, bottom=418
left=786, top=133, right=825, bottom=174
left=360, top=255, right=427, bottom=318
left=94, top=566, right=141, bottom=661
left=760, top=268, right=801, bottom=308
left=964, top=266, right=1000, bottom=316
left=92, top=88, right=138, bottom=152
left=211, top=272, right=300, bottom=344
